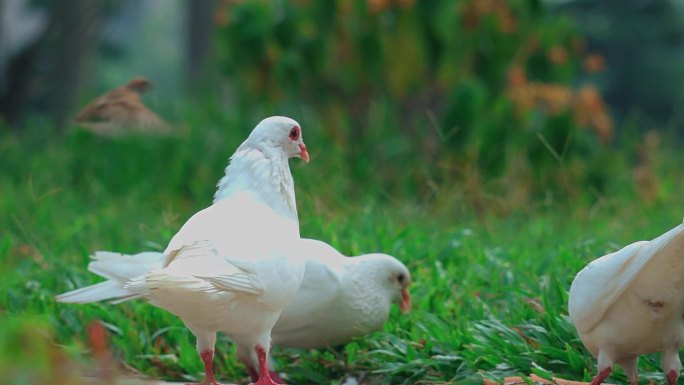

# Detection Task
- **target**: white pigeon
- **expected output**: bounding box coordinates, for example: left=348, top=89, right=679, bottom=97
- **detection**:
left=236, top=238, right=412, bottom=382
left=57, top=116, right=310, bottom=385
left=568, top=221, right=684, bottom=385
left=57, top=239, right=412, bottom=383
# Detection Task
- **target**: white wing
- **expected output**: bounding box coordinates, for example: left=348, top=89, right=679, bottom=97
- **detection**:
left=272, top=239, right=345, bottom=336
left=126, top=240, right=263, bottom=297
left=569, top=223, right=684, bottom=333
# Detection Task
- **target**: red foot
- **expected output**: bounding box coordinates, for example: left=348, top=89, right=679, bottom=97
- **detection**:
left=251, top=375, right=285, bottom=385
left=590, top=367, right=612, bottom=385
left=245, top=365, right=259, bottom=382
left=185, top=350, right=224, bottom=385
left=251, top=345, right=285, bottom=385
left=239, top=358, right=285, bottom=383
left=269, top=370, right=286, bottom=384
left=237, top=351, right=260, bottom=382
left=186, top=379, right=225, bottom=385
left=667, top=369, right=679, bottom=385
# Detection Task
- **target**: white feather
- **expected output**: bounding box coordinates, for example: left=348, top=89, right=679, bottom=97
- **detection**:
left=55, top=280, right=134, bottom=304
left=56, top=251, right=166, bottom=304
left=568, top=222, right=684, bottom=384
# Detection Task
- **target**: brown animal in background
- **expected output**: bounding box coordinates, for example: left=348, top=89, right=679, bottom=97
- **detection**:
left=74, top=77, right=169, bottom=136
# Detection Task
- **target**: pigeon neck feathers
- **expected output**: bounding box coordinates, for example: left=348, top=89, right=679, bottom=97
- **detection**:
left=213, top=140, right=298, bottom=224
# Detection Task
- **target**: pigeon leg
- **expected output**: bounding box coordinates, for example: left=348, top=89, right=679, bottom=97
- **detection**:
left=268, top=370, right=286, bottom=384
left=239, top=344, right=285, bottom=384
left=590, top=367, right=612, bottom=385
left=590, top=350, right=613, bottom=385
left=252, top=344, right=284, bottom=385
left=237, top=346, right=259, bottom=382
left=667, top=370, right=679, bottom=385
left=187, top=329, right=222, bottom=385
left=663, top=349, right=681, bottom=385
left=199, top=350, right=222, bottom=385
left=619, top=356, right=638, bottom=385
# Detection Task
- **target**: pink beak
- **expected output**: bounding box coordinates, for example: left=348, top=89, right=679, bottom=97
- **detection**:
left=400, top=288, right=411, bottom=314
left=299, top=143, right=310, bottom=163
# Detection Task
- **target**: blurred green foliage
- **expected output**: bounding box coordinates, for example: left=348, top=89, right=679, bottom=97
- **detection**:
left=0, top=88, right=680, bottom=385
left=0, top=108, right=681, bottom=384
left=0, top=315, right=85, bottom=385
left=215, top=0, right=615, bottom=208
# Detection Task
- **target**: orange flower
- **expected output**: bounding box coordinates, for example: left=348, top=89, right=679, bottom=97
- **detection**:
left=397, top=0, right=415, bottom=9
left=498, top=14, right=517, bottom=34
left=573, top=85, right=613, bottom=143
left=591, top=113, right=614, bottom=143
left=508, top=66, right=526, bottom=87
left=571, top=37, right=585, bottom=54
left=495, top=1, right=517, bottom=34
left=460, top=0, right=482, bottom=30
left=549, top=46, right=568, bottom=65
left=214, top=7, right=230, bottom=26
left=538, top=84, right=573, bottom=114
left=583, top=54, right=606, bottom=73
left=460, top=0, right=517, bottom=32
left=525, top=36, right=540, bottom=54
left=368, top=0, right=391, bottom=14
left=575, top=85, right=603, bottom=115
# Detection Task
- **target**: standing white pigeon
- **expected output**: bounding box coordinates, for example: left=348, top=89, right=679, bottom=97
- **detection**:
left=236, top=238, right=412, bottom=382
left=568, top=221, right=684, bottom=385
left=57, top=116, right=310, bottom=385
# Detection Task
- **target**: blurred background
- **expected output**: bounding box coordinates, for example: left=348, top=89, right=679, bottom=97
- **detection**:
left=3, top=0, right=684, bottom=384
left=2, top=0, right=683, bottom=211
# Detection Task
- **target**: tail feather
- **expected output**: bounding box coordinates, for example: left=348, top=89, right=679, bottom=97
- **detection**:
left=56, top=281, right=138, bottom=304
left=56, top=251, right=165, bottom=304
left=88, top=251, right=165, bottom=282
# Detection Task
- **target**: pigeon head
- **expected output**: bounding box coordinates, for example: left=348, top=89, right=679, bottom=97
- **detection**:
left=126, top=77, right=152, bottom=93
left=246, top=116, right=309, bottom=162
left=363, top=253, right=412, bottom=314
left=213, top=116, right=309, bottom=222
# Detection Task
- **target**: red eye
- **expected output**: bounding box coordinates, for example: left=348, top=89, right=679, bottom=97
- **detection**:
left=289, top=126, right=300, bottom=140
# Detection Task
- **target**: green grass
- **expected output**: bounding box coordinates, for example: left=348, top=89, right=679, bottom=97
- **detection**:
left=1, top=114, right=684, bottom=385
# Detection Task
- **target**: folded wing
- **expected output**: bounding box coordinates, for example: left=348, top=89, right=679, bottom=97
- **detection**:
left=569, top=223, right=684, bottom=333
left=126, top=240, right=263, bottom=298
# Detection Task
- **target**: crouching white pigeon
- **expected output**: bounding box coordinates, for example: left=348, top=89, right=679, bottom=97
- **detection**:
left=237, top=238, right=412, bottom=382
left=57, top=116, right=311, bottom=385
left=568, top=221, right=684, bottom=385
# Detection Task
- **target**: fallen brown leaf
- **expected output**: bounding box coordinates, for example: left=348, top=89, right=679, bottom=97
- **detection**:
left=483, top=374, right=612, bottom=385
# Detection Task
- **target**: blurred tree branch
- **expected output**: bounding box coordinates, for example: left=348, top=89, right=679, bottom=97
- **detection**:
left=0, top=0, right=103, bottom=130
left=47, top=0, right=103, bottom=131
left=186, top=0, right=218, bottom=95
